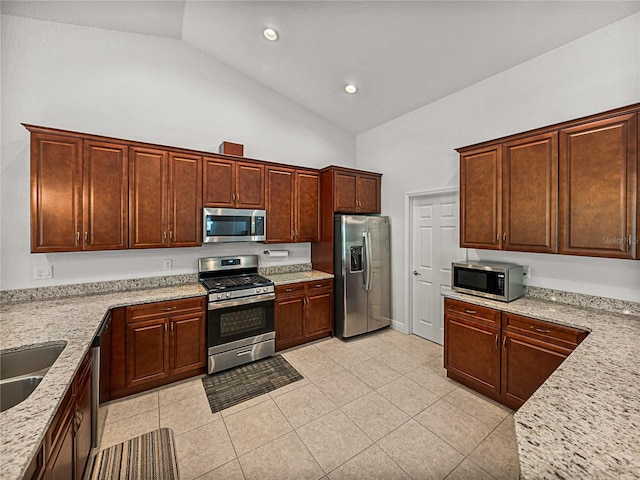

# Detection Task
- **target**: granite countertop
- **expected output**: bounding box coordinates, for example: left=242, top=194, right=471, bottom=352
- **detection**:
left=0, top=283, right=206, bottom=480
left=265, top=269, right=333, bottom=286
left=442, top=290, right=640, bottom=479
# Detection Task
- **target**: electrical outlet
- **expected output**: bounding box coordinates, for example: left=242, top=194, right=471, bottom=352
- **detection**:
left=163, top=259, right=172, bottom=270
left=34, top=266, right=53, bottom=280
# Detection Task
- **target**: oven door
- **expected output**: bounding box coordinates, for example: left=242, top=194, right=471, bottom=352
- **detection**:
left=207, top=295, right=275, bottom=348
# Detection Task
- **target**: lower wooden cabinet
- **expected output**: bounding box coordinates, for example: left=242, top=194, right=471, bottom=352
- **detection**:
left=275, top=280, right=333, bottom=351
left=444, top=298, right=587, bottom=410
left=33, top=350, right=93, bottom=480
left=106, top=297, right=207, bottom=401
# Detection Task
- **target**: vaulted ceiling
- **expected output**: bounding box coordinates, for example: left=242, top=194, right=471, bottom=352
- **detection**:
left=3, top=1, right=639, bottom=133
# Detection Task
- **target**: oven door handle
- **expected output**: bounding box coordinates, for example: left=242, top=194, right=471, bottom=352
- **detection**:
left=208, top=293, right=275, bottom=310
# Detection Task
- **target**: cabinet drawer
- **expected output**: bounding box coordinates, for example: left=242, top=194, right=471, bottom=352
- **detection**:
left=445, top=298, right=501, bottom=328
left=503, top=313, right=588, bottom=349
left=127, top=297, right=204, bottom=324
left=275, top=283, right=306, bottom=297
left=305, top=279, right=333, bottom=292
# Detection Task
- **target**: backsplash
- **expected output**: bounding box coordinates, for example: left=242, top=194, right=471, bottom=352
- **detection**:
left=258, top=263, right=312, bottom=276
left=0, top=274, right=198, bottom=305
left=525, top=286, right=640, bottom=316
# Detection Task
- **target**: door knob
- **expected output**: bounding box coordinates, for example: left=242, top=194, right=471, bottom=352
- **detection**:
left=413, top=270, right=421, bottom=276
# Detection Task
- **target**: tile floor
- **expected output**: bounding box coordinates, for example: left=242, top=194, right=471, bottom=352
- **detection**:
left=97, top=329, right=520, bottom=480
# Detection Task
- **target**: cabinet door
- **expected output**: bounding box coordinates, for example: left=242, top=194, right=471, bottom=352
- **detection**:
left=74, top=364, right=92, bottom=480
left=503, top=133, right=558, bottom=253
left=444, top=314, right=501, bottom=395
left=83, top=141, right=128, bottom=250
left=559, top=113, right=638, bottom=258
left=358, top=174, right=381, bottom=213
left=126, top=318, right=170, bottom=387
left=47, top=409, right=75, bottom=480
left=203, top=157, right=235, bottom=207
left=30, top=133, right=83, bottom=252
left=334, top=170, right=358, bottom=213
left=460, top=147, right=502, bottom=249
left=275, top=294, right=306, bottom=351
left=236, top=161, right=265, bottom=209
left=169, top=152, right=202, bottom=247
left=266, top=167, right=295, bottom=243
left=295, top=170, right=321, bottom=242
left=305, top=290, right=332, bottom=336
left=169, top=311, right=206, bottom=375
left=501, top=332, right=570, bottom=410
left=129, top=148, right=168, bottom=248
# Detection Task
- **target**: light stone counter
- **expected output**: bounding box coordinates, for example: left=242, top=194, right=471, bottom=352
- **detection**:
left=442, top=290, right=640, bottom=479
left=265, top=269, right=333, bottom=286
left=0, top=284, right=206, bottom=480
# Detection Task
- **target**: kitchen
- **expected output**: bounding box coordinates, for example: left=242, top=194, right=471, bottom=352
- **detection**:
left=1, top=2, right=640, bottom=480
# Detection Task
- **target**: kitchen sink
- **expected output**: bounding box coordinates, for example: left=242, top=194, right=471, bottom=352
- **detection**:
left=0, top=343, right=66, bottom=380
left=0, top=342, right=66, bottom=412
left=0, top=377, right=44, bottom=412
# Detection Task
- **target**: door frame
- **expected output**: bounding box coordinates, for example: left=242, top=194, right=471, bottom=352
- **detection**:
left=404, top=187, right=464, bottom=336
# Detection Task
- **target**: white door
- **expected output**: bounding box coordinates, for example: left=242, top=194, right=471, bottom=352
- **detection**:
left=411, top=192, right=465, bottom=344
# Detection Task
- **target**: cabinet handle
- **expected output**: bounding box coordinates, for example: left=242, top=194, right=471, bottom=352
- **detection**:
left=162, top=306, right=177, bottom=311
left=496, top=233, right=500, bottom=242
left=164, top=322, right=168, bottom=333
left=315, top=284, right=323, bottom=288
left=464, top=309, right=476, bottom=314
left=503, top=336, right=507, bottom=351
left=530, top=326, right=551, bottom=333
left=84, top=232, right=88, bottom=243
left=169, top=231, right=173, bottom=241
left=628, top=235, right=632, bottom=251
left=76, top=232, right=80, bottom=246
left=503, top=232, right=506, bottom=241
left=171, top=322, right=174, bottom=335
left=236, top=195, right=240, bottom=204
left=285, top=288, right=295, bottom=292
left=495, top=334, right=499, bottom=349
left=232, top=193, right=236, bottom=202
left=163, top=231, right=167, bottom=241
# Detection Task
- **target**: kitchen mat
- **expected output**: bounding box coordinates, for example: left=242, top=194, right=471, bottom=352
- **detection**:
left=86, top=428, right=179, bottom=480
left=202, top=355, right=304, bottom=413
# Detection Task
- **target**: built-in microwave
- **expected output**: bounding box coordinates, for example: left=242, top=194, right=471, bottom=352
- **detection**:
left=203, top=208, right=266, bottom=243
left=451, top=261, right=524, bottom=302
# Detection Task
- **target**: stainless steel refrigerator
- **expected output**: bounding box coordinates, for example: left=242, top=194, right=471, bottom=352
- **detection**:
left=334, top=215, right=391, bottom=338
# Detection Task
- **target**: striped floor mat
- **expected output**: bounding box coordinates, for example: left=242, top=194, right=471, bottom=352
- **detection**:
left=87, top=428, right=179, bottom=480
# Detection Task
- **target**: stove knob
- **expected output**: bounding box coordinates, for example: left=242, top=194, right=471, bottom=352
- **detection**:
left=226, top=292, right=232, bottom=298
left=255, top=288, right=262, bottom=294
left=217, top=293, right=223, bottom=300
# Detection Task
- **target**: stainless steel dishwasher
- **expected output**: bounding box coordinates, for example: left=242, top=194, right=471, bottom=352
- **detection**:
left=91, top=313, right=110, bottom=448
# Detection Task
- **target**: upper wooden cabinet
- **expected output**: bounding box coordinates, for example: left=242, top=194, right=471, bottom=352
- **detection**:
left=559, top=113, right=637, bottom=259
left=460, top=134, right=558, bottom=253
left=459, top=146, right=502, bottom=250
left=330, top=167, right=381, bottom=214
left=203, top=156, right=264, bottom=209
left=457, top=104, right=639, bottom=259
left=130, top=148, right=202, bottom=248
left=28, top=127, right=128, bottom=253
left=265, top=166, right=320, bottom=243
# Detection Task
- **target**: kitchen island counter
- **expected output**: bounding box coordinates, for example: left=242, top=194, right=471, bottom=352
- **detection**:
left=442, top=289, right=640, bottom=479
left=0, top=283, right=206, bottom=480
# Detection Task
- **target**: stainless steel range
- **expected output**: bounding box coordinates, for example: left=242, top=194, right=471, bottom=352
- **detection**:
left=198, top=255, right=275, bottom=374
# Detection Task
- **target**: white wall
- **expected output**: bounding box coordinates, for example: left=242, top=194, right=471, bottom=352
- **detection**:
left=357, top=13, right=640, bottom=331
left=0, top=15, right=356, bottom=290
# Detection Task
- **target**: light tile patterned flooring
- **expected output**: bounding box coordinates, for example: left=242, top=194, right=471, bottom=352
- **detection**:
left=98, top=329, right=519, bottom=480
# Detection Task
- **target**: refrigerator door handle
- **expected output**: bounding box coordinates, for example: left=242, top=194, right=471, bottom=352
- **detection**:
left=364, top=231, right=373, bottom=291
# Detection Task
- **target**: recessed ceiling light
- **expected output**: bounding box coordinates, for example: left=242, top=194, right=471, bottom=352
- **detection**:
left=263, top=28, right=278, bottom=41
left=345, top=84, right=358, bottom=94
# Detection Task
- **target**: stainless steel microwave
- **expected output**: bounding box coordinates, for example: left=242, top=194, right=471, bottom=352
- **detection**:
left=451, top=261, right=524, bottom=302
left=203, top=208, right=266, bottom=243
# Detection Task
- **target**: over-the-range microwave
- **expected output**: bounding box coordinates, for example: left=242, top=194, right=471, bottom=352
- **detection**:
left=203, top=208, right=266, bottom=243
left=451, top=261, right=524, bottom=302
